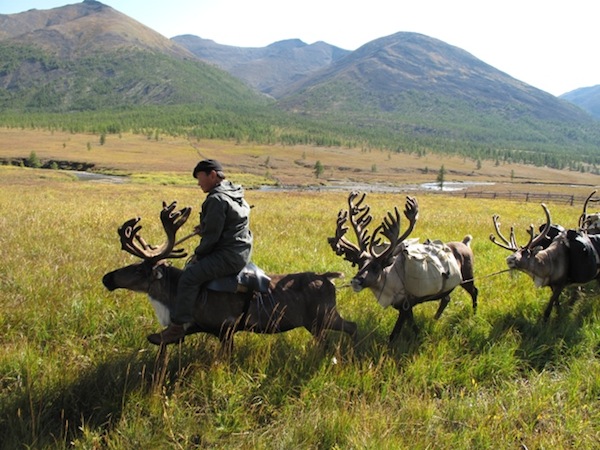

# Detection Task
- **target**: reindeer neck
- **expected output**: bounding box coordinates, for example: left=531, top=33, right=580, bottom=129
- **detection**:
left=147, top=263, right=182, bottom=305
left=527, top=240, right=568, bottom=287
left=371, top=263, right=405, bottom=308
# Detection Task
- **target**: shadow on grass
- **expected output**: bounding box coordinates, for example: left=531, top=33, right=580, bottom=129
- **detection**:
left=358, top=286, right=598, bottom=371
left=346, top=306, right=430, bottom=362
left=487, top=289, right=597, bottom=372
left=0, top=343, right=218, bottom=448
left=3, top=292, right=593, bottom=447
left=0, top=323, right=360, bottom=448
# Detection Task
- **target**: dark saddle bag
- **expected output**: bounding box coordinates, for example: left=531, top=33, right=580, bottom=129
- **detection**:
left=566, top=230, right=600, bottom=283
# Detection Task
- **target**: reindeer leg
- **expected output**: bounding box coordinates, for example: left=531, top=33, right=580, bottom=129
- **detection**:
left=543, top=286, right=564, bottom=321
left=389, top=312, right=404, bottom=343
left=318, top=309, right=358, bottom=345
left=407, top=308, right=419, bottom=336
left=568, top=286, right=581, bottom=307
left=461, top=282, right=479, bottom=314
left=342, top=319, right=358, bottom=345
left=150, top=344, right=171, bottom=391
left=309, top=321, right=327, bottom=346
left=218, top=326, right=235, bottom=360
left=308, top=311, right=327, bottom=346
left=433, top=295, right=450, bottom=320
left=389, top=309, right=412, bottom=343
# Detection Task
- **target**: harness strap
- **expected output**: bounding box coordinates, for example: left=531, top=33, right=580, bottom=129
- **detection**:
left=460, top=268, right=511, bottom=284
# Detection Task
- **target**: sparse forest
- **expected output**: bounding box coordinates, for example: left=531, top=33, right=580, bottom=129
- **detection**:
left=2, top=103, right=600, bottom=172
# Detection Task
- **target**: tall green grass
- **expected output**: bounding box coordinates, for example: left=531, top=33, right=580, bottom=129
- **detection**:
left=1, top=166, right=599, bottom=449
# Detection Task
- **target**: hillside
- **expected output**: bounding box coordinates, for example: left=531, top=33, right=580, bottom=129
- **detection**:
left=175, top=30, right=600, bottom=168
left=272, top=32, right=600, bottom=166
left=561, top=84, right=600, bottom=119
left=0, top=0, right=270, bottom=110
left=279, top=33, right=585, bottom=121
left=173, top=35, right=350, bottom=98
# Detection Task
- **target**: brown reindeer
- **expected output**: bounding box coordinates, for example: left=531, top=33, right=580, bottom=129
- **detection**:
left=490, top=203, right=600, bottom=319
left=102, top=201, right=357, bottom=354
left=328, top=192, right=477, bottom=342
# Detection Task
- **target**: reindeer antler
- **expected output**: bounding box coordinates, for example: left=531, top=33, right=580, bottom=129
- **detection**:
left=489, top=214, right=518, bottom=251
left=118, top=201, right=192, bottom=262
left=490, top=203, right=552, bottom=251
left=327, top=210, right=360, bottom=265
left=347, top=191, right=373, bottom=252
left=329, top=193, right=419, bottom=266
left=328, top=193, right=368, bottom=265
left=328, top=191, right=375, bottom=265
left=392, top=196, right=418, bottom=257
left=371, top=196, right=419, bottom=261
left=527, top=203, right=552, bottom=249
left=579, top=189, right=599, bottom=229
left=370, top=206, right=401, bottom=258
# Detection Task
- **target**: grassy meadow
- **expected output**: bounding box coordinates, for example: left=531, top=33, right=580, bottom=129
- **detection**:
left=1, top=164, right=599, bottom=449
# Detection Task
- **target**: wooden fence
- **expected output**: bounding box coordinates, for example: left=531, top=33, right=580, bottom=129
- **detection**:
left=445, top=190, right=591, bottom=206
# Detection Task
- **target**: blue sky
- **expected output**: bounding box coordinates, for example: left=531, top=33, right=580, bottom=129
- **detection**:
left=1, top=0, right=598, bottom=96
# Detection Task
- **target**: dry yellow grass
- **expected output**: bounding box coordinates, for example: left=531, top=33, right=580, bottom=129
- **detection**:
left=1, top=128, right=599, bottom=197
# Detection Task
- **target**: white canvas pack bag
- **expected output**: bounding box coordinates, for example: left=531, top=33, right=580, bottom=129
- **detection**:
left=399, top=240, right=462, bottom=298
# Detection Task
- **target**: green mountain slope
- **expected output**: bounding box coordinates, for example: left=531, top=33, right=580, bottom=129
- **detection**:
left=274, top=32, right=600, bottom=166
left=561, top=85, right=600, bottom=119
left=0, top=43, right=270, bottom=111
left=277, top=33, right=589, bottom=122
left=0, top=1, right=270, bottom=111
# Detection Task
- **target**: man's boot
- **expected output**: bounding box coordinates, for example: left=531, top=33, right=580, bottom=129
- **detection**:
left=147, top=323, right=186, bottom=345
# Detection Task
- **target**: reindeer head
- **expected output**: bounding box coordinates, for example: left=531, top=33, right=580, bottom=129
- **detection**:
left=328, top=192, right=418, bottom=292
left=489, top=203, right=553, bottom=272
left=102, top=201, right=191, bottom=293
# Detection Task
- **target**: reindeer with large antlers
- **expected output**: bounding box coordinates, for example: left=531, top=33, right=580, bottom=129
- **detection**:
left=103, top=201, right=357, bottom=355
left=490, top=203, right=600, bottom=320
left=329, top=192, right=477, bottom=342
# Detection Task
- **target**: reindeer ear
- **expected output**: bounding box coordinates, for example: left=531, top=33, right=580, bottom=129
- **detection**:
left=377, top=247, right=396, bottom=269
left=152, top=265, right=164, bottom=280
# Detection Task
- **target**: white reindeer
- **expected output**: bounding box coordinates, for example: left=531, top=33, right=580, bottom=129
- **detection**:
left=329, top=192, right=477, bottom=342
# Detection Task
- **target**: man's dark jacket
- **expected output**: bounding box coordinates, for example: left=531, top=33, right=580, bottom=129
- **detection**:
left=195, top=180, right=252, bottom=265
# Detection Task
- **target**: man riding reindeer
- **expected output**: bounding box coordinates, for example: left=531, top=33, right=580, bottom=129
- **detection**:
left=147, top=159, right=253, bottom=345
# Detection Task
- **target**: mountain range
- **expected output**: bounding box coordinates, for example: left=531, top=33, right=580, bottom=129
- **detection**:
left=1, top=0, right=599, bottom=166
left=172, top=35, right=351, bottom=99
